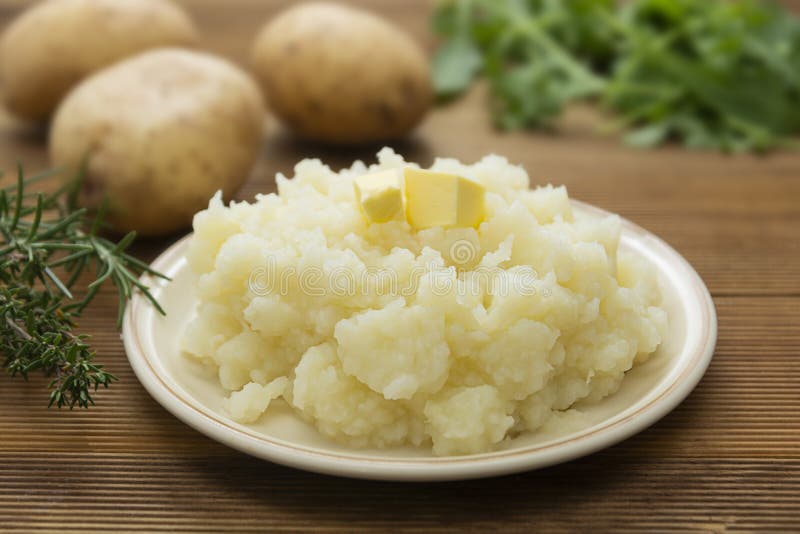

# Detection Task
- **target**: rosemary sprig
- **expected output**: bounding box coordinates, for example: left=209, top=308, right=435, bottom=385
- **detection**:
left=0, top=166, right=167, bottom=408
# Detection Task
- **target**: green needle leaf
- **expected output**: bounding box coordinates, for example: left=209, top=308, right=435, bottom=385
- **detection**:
left=1, top=165, right=165, bottom=408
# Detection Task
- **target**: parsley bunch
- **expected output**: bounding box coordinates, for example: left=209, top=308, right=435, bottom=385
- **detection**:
left=432, top=0, right=800, bottom=151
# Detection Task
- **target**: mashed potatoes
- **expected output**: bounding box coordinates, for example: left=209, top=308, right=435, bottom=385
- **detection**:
left=181, top=149, right=667, bottom=456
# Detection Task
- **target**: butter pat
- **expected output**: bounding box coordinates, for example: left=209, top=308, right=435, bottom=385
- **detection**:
left=404, top=168, right=485, bottom=229
left=353, top=169, right=403, bottom=223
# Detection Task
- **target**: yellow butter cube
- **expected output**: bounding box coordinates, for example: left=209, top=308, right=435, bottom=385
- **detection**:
left=403, top=168, right=485, bottom=229
left=353, top=169, right=403, bottom=223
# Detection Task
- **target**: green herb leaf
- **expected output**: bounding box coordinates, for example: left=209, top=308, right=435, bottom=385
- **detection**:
left=432, top=0, right=800, bottom=151
left=432, top=36, right=483, bottom=98
left=624, top=122, right=670, bottom=147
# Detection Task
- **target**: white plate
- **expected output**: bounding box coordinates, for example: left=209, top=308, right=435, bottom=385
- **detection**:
left=123, top=201, right=716, bottom=481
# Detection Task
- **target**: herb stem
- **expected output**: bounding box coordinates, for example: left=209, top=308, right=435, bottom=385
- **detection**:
left=1, top=167, right=166, bottom=408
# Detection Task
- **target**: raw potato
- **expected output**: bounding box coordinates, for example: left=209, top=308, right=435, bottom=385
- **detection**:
left=0, top=0, right=197, bottom=121
left=251, top=2, right=432, bottom=145
left=50, top=49, right=266, bottom=236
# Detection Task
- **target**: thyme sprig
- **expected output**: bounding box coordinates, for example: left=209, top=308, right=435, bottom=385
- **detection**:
left=0, top=166, right=167, bottom=408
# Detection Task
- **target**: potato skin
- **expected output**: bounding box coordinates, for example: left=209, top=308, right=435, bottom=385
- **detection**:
left=251, top=2, right=432, bottom=145
left=50, top=49, right=266, bottom=236
left=0, top=0, right=197, bottom=121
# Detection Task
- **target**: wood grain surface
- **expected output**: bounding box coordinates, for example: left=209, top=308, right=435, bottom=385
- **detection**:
left=1, top=1, right=799, bottom=532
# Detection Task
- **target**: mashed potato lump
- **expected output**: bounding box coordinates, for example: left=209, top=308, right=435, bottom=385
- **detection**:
left=181, top=149, right=667, bottom=456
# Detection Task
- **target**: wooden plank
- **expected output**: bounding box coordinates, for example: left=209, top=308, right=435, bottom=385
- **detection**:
left=0, top=0, right=798, bottom=532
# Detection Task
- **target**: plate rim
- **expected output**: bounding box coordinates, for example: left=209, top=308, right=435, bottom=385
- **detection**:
left=123, top=200, right=717, bottom=481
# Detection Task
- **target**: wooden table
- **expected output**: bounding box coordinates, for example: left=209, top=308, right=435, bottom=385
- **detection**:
left=1, top=1, right=799, bottom=531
